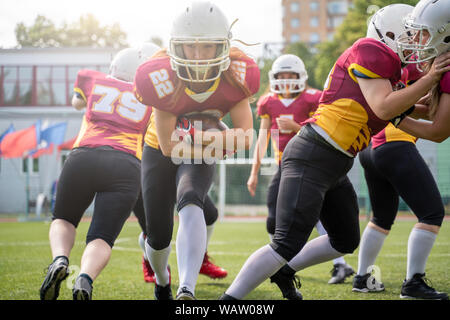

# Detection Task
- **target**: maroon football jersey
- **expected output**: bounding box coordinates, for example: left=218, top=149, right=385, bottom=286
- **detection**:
left=134, top=54, right=260, bottom=149
left=73, top=69, right=152, bottom=160
left=302, top=38, right=402, bottom=156
left=133, top=55, right=260, bottom=117
left=257, top=89, right=321, bottom=162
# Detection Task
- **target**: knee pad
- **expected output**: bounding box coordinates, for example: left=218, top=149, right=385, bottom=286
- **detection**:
left=204, top=203, right=218, bottom=226
left=177, top=189, right=203, bottom=212
left=328, top=232, right=360, bottom=254
left=146, top=234, right=172, bottom=251
left=418, top=207, right=445, bottom=227
left=86, top=234, right=115, bottom=248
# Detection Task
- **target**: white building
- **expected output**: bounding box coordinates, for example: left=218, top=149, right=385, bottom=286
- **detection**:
left=0, top=47, right=118, bottom=214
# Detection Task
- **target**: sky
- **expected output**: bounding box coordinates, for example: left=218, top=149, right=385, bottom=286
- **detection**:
left=0, top=0, right=282, bottom=59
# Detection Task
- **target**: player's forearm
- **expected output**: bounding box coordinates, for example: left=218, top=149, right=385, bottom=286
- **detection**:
left=381, top=75, right=436, bottom=120
left=398, top=117, right=448, bottom=143
left=202, top=129, right=254, bottom=151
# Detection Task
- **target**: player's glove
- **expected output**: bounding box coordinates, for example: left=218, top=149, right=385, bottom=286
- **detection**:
left=175, top=117, right=196, bottom=144
left=389, top=105, right=415, bottom=128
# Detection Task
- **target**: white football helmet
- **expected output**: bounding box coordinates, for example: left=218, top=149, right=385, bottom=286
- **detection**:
left=109, top=47, right=141, bottom=82
left=269, top=54, right=308, bottom=94
left=138, top=42, right=161, bottom=62
left=168, top=1, right=232, bottom=82
left=366, top=4, right=414, bottom=53
left=397, top=0, right=450, bottom=64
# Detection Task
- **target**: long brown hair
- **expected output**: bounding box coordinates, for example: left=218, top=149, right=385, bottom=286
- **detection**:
left=150, top=47, right=255, bottom=109
left=423, top=59, right=441, bottom=119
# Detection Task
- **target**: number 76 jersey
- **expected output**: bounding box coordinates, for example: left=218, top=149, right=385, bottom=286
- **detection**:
left=73, top=69, right=152, bottom=160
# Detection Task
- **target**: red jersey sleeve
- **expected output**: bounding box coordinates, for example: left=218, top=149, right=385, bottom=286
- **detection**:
left=440, top=71, right=450, bottom=94
left=348, top=38, right=401, bottom=83
left=305, top=88, right=322, bottom=114
left=256, top=93, right=271, bottom=118
left=74, top=69, right=106, bottom=102
left=230, top=57, right=261, bottom=97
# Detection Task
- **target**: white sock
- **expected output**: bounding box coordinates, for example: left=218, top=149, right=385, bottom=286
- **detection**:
left=406, top=227, right=437, bottom=280
left=287, top=235, right=343, bottom=271
left=268, top=233, right=274, bottom=242
left=176, top=204, right=207, bottom=295
left=144, top=242, right=171, bottom=286
left=333, top=256, right=346, bottom=265
left=356, top=226, right=387, bottom=276
left=315, top=220, right=327, bottom=235
left=206, top=223, right=215, bottom=253
left=225, top=244, right=286, bottom=299
left=315, top=221, right=346, bottom=266
left=138, top=232, right=147, bottom=260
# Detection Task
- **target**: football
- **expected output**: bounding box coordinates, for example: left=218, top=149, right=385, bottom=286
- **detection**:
left=183, top=113, right=228, bottom=132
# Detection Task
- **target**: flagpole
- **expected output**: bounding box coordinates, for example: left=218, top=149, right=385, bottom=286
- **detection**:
left=25, top=156, right=30, bottom=218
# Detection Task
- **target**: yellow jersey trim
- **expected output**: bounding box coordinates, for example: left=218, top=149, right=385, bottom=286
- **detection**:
left=184, top=78, right=221, bottom=96
left=74, top=87, right=87, bottom=102
left=347, top=63, right=382, bottom=83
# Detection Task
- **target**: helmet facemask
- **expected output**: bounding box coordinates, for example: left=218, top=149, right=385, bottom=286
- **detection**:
left=169, top=38, right=230, bottom=83
left=269, top=72, right=306, bottom=95
left=397, top=21, right=450, bottom=68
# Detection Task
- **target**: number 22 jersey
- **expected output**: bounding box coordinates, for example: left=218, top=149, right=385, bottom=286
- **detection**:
left=73, top=69, right=152, bottom=160
left=133, top=54, right=260, bottom=149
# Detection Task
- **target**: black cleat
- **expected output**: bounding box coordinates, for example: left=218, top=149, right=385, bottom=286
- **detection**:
left=328, top=263, right=355, bottom=284
left=219, top=293, right=238, bottom=300
left=400, top=273, right=448, bottom=300
left=176, top=286, right=196, bottom=300
left=352, top=273, right=385, bottom=293
left=39, top=256, right=69, bottom=300
left=270, top=267, right=303, bottom=300
left=72, top=276, right=93, bottom=300
left=154, top=283, right=173, bottom=300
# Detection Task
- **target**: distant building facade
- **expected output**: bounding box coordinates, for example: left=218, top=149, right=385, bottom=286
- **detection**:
left=0, top=47, right=118, bottom=214
left=282, top=0, right=352, bottom=46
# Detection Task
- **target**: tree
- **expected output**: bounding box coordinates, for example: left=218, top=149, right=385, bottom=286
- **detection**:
left=313, top=0, right=419, bottom=88
left=15, top=14, right=128, bottom=48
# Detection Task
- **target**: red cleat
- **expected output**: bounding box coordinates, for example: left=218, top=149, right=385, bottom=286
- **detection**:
left=142, top=255, right=155, bottom=283
left=200, top=252, right=228, bottom=279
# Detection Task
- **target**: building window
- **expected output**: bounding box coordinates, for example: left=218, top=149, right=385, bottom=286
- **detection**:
left=310, top=17, right=319, bottom=28
left=310, top=33, right=320, bottom=44
left=310, top=1, right=319, bottom=11
left=290, top=34, right=300, bottom=43
left=328, top=1, right=348, bottom=15
left=290, top=2, right=300, bottom=12
left=23, top=157, right=39, bottom=174
left=290, top=18, right=300, bottom=28
left=328, top=16, right=345, bottom=28
left=0, top=64, right=108, bottom=107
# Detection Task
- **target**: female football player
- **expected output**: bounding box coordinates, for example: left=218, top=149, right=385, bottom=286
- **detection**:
left=134, top=1, right=259, bottom=300
left=247, top=54, right=353, bottom=294
left=355, top=0, right=449, bottom=300
left=137, top=195, right=228, bottom=283
left=39, top=46, right=153, bottom=300
left=221, top=3, right=450, bottom=300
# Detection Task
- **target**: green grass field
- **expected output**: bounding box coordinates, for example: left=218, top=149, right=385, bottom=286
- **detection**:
left=0, top=218, right=448, bottom=300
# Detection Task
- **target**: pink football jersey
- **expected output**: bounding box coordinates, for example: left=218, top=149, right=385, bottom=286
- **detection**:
left=302, top=38, right=402, bottom=156
left=440, top=71, right=450, bottom=94
left=73, top=69, right=152, bottom=160
left=133, top=55, right=260, bottom=118
left=257, top=89, right=321, bottom=162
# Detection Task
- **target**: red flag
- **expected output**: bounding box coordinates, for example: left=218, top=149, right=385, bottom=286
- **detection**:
left=0, top=122, right=40, bottom=158
left=31, top=144, right=54, bottom=158
left=58, top=137, right=76, bottom=151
